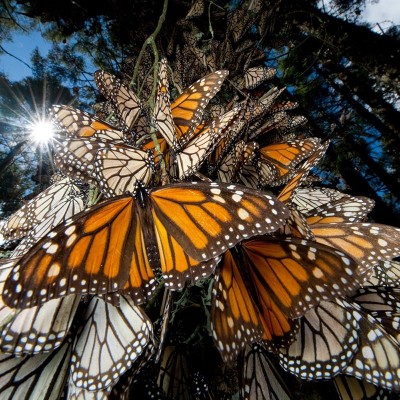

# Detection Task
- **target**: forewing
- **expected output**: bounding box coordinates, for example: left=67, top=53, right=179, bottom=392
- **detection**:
left=50, top=104, right=124, bottom=141
left=311, top=223, right=400, bottom=275
left=210, top=250, right=265, bottom=363
left=171, top=70, right=229, bottom=146
left=2, top=196, right=138, bottom=309
left=94, top=146, right=155, bottom=197
left=1, top=177, right=85, bottom=241
left=150, top=181, right=289, bottom=263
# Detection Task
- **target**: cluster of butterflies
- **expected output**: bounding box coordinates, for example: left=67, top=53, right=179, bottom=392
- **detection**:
left=1, top=57, right=400, bottom=400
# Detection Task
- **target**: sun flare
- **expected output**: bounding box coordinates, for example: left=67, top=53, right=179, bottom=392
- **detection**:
left=28, top=119, right=56, bottom=144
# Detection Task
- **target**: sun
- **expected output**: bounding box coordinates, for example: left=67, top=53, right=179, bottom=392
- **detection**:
left=28, top=118, right=56, bottom=144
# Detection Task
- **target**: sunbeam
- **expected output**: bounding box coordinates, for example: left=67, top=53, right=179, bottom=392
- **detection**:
left=28, top=118, right=55, bottom=144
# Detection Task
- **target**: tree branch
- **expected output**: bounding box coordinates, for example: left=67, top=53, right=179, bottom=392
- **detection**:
left=0, top=44, right=32, bottom=72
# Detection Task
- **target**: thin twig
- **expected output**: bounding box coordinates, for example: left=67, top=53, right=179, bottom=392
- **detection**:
left=130, top=0, right=169, bottom=180
left=131, top=0, right=168, bottom=89
left=0, top=44, right=32, bottom=71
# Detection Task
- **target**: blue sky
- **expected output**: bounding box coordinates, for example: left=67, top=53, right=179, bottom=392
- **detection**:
left=0, top=29, right=52, bottom=81
left=0, top=0, right=399, bottom=82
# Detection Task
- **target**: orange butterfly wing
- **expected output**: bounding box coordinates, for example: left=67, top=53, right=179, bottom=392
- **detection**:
left=2, top=196, right=152, bottom=309
left=311, top=223, right=400, bottom=275
left=278, top=141, right=330, bottom=204
left=211, top=236, right=362, bottom=362
left=258, top=138, right=321, bottom=186
left=149, top=182, right=289, bottom=268
left=50, top=105, right=124, bottom=141
left=211, top=250, right=265, bottom=362
left=3, top=182, right=289, bottom=309
left=242, top=238, right=362, bottom=318
left=171, top=70, right=229, bottom=145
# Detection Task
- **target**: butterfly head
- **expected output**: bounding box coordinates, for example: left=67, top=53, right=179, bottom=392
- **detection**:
left=135, top=181, right=151, bottom=207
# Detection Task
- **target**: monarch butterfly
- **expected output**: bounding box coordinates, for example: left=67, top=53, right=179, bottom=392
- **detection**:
left=152, top=60, right=237, bottom=179
left=239, top=343, right=293, bottom=400
left=206, top=110, right=246, bottom=179
left=210, top=236, right=363, bottom=362
left=291, top=187, right=351, bottom=214
left=310, top=223, right=400, bottom=275
left=92, top=100, right=120, bottom=126
left=0, top=179, right=84, bottom=357
left=283, top=193, right=374, bottom=242
left=157, top=344, right=191, bottom=400
left=170, top=106, right=243, bottom=180
left=275, top=114, right=308, bottom=136
left=256, top=87, right=287, bottom=113
left=91, top=68, right=151, bottom=137
left=228, top=8, right=251, bottom=42
left=341, top=298, right=400, bottom=391
left=0, top=336, right=72, bottom=399
left=1, top=177, right=86, bottom=242
left=0, top=260, right=75, bottom=359
left=365, top=260, right=400, bottom=287
left=277, top=141, right=330, bottom=204
left=256, top=138, right=322, bottom=187
left=277, top=289, right=400, bottom=390
left=236, top=163, right=265, bottom=190
left=351, top=287, right=400, bottom=344
left=216, top=140, right=258, bottom=184
left=154, top=59, right=228, bottom=150
left=207, top=104, right=225, bottom=120
left=276, top=151, right=400, bottom=275
left=245, top=66, right=276, bottom=89
left=303, top=195, right=375, bottom=225
left=270, top=100, right=299, bottom=114
left=277, top=299, right=360, bottom=380
left=334, top=375, right=390, bottom=400
left=94, top=70, right=143, bottom=132
left=210, top=106, right=301, bottom=188
left=235, top=66, right=276, bottom=90
left=2, top=181, right=289, bottom=310
left=287, top=191, right=400, bottom=276
left=241, top=88, right=286, bottom=128
left=248, top=111, right=288, bottom=141
left=186, top=0, right=205, bottom=19
left=70, top=295, right=153, bottom=391
left=50, top=105, right=126, bottom=142
left=54, top=137, right=155, bottom=197
left=0, top=291, right=79, bottom=356
left=10, top=191, right=88, bottom=260
left=183, top=34, right=210, bottom=72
